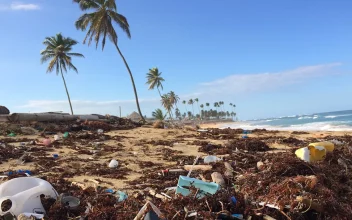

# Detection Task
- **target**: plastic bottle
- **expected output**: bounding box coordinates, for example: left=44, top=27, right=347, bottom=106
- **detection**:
left=0, top=177, right=58, bottom=216
left=204, top=155, right=222, bottom=163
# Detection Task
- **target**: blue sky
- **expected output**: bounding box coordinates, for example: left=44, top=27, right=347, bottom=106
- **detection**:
left=0, top=0, right=351, bottom=120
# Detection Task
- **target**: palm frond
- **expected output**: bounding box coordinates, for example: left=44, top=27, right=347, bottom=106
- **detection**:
left=108, top=11, right=131, bottom=38
left=66, top=53, right=85, bottom=58
left=73, top=0, right=100, bottom=11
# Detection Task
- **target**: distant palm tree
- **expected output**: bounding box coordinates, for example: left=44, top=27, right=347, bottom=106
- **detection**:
left=40, top=33, right=84, bottom=115
left=152, top=108, right=166, bottom=120
left=161, top=94, right=173, bottom=119
left=74, top=0, right=145, bottom=121
left=194, top=98, right=200, bottom=116
left=168, top=91, right=180, bottom=110
left=200, top=104, right=204, bottom=119
left=188, top=99, right=195, bottom=117
left=146, top=67, right=164, bottom=97
left=182, top=100, right=188, bottom=116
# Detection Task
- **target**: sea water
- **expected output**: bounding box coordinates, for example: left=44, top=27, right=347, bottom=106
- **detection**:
left=221, top=110, right=352, bottom=131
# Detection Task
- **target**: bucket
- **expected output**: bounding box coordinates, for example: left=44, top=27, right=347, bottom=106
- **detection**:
left=0, top=177, right=58, bottom=216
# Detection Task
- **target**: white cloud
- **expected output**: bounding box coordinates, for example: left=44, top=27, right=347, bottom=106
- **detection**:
left=0, top=2, right=40, bottom=11
left=17, top=98, right=160, bottom=116
left=198, top=63, right=342, bottom=95
left=14, top=63, right=343, bottom=117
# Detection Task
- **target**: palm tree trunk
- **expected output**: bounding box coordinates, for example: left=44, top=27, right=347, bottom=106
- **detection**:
left=115, top=44, right=145, bottom=122
left=157, top=88, right=162, bottom=97
left=60, top=70, right=74, bottom=115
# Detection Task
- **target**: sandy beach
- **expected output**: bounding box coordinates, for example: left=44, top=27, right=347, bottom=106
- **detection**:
left=0, top=120, right=351, bottom=219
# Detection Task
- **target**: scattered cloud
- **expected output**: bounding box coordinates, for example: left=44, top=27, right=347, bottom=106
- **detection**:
left=198, top=63, right=342, bottom=95
left=15, top=63, right=344, bottom=116
left=0, top=2, right=40, bottom=11
left=17, top=98, right=160, bottom=116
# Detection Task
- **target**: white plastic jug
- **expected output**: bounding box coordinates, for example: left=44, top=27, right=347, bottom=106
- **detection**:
left=0, top=177, right=58, bottom=216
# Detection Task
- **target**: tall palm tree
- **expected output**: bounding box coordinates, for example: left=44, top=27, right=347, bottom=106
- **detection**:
left=188, top=99, right=195, bottom=117
left=146, top=67, right=164, bottom=97
left=161, top=94, right=173, bottom=119
left=194, top=98, right=200, bottom=116
left=168, top=91, right=180, bottom=110
left=40, top=33, right=84, bottom=115
left=152, top=108, right=166, bottom=121
left=74, top=0, right=144, bottom=121
left=182, top=100, right=188, bottom=115
left=200, top=104, right=204, bottom=119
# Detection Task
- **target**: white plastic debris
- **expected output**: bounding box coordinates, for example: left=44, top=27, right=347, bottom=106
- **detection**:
left=108, top=159, right=119, bottom=168
left=204, top=155, right=222, bottom=164
left=0, top=177, right=58, bottom=216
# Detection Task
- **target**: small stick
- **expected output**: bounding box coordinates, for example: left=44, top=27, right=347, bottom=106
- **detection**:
left=205, top=199, right=212, bottom=212
left=187, top=155, right=200, bottom=177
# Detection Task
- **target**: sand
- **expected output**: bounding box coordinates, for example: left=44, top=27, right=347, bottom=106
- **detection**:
left=0, top=124, right=350, bottom=191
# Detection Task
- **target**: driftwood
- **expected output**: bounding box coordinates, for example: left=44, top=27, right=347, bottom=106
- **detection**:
left=184, top=165, right=212, bottom=171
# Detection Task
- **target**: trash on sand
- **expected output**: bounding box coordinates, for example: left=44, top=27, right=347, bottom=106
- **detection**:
left=54, top=135, right=60, bottom=141
left=42, top=138, right=51, bottom=146
left=308, top=141, right=334, bottom=152
left=134, top=201, right=165, bottom=220
left=197, top=129, right=208, bottom=132
left=203, top=155, right=222, bottom=163
left=257, top=161, right=265, bottom=170
left=242, top=135, right=248, bottom=139
left=295, top=145, right=327, bottom=162
left=18, top=213, right=44, bottom=219
left=184, top=165, right=212, bottom=171
left=97, top=129, right=104, bottom=134
left=117, top=190, right=128, bottom=202
left=144, top=210, right=160, bottom=220
left=330, top=139, right=343, bottom=145
left=231, top=196, right=237, bottom=204
left=232, top=214, right=244, bottom=219
left=7, top=132, right=16, bottom=137
left=63, top=132, right=69, bottom=138
left=61, top=196, right=80, bottom=209
left=52, top=154, right=59, bottom=159
left=176, top=176, right=219, bottom=199
left=0, top=177, right=58, bottom=216
left=211, top=172, right=225, bottom=186
left=105, top=189, right=115, bottom=193
left=186, top=155, right=200, bottom=177
left=108, top=159, right=119, bottom=168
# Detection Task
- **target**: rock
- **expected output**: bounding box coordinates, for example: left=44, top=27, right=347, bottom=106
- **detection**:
left=211, top=172, right=225, bottom=186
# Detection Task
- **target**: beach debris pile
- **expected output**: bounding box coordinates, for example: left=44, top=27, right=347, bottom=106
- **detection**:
left=0, top=124, right=351, bottom=219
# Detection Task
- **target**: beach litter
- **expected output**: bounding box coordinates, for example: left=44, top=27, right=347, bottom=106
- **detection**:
left=108, top=159, right=119, bottom=168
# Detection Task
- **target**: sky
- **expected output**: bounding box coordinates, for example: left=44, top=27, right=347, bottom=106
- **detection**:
left=0, top=0, right=352, bottom=120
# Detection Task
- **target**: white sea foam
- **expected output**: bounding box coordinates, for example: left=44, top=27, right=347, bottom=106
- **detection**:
left=324, top=114, right=352, bottom=119
left=298, top=116, right=313, bottom=120
left=221, top=121, right=352, bottom=131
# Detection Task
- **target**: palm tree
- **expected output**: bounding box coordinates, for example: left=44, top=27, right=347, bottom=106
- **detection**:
left=146, top=67, right=164, bottom=97
left=188, top=99, right=195, bottom=117
left=152, top=108, right=166, bottom=121
left=194, top=98, right=200, bottom=116
left=182, top=100, right=188, bottom=115
left=168, top=91, right=180, bottom=110
left=200, top=104, right=204, bottom=119
left=161, top=94, right=173, bottom=119
left=40, top=33, right=84, bottom=115
left=74, top=0, right=144, bottom=121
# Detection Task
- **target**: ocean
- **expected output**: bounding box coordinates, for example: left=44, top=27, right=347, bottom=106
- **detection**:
left=220, top=110, right=352, bottom=131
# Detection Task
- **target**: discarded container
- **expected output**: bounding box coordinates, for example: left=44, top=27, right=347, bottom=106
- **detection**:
left=43, top=139, right=51, bottom=146
left=63, top=132, right=69, bottom=139
left=54, top=135, right=60, bottom=141
left=7, top=133, right=16, bottom=137
left=108, top=159, right=119, bottom=168
left=105, top=189, right=115, bottom=194
left=52, top=154, right=59, bottom=159
left=61, top=196, right=80, bottom=209
left=242, top=135, right=248, bottom=139
left=308, top=141, right=334, bottom=152
left=231, top=196, right=237, bottom=204
left=295, top=145, right=327, bottom=162
left=0, top=177, right=58, bottom=216
left=117, top=190, right=128, bottom=202
left=97, top=129, right=104, bottom=134
left=176, top=176, right=219, bottom=199
left=204, top=155, right=222, bottom=163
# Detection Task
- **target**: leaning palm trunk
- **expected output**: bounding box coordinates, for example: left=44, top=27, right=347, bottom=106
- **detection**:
left=114, top=44, right=145, bottom=122
left=61, top=70, right=74, bottom=115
